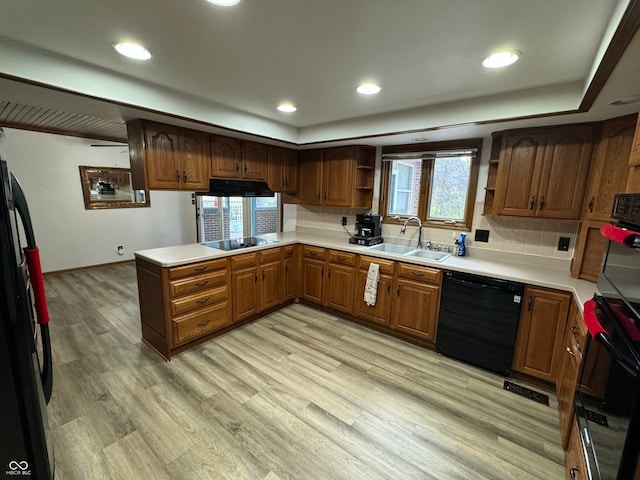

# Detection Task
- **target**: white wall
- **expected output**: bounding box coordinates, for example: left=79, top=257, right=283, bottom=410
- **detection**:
left=3, top=128, right=196, bottom=272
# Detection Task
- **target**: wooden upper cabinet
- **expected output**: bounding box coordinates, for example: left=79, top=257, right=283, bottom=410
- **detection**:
left=298, top=149, right=324, bottom=205
left=143, top=123, right=181, bottom=189
left=583, top=114, right=637, bottom=221
left=323, top=147, right=356, bottom=206
left=630, top=113, right=640, bottom=167
left=494, top=132, right=546, bottom=217
left=242, top=141, right=268, bottom=180
left=494, top=125, right=594, bottom=219
left=128, top=120, right=210, bottom=191
left=180, top=129, right=209, bottom=191
left=512, top=286, right=570, bottom=383
left=211, top=135, right=242, bottom=178
left=536, top=126, right=594, bottom=219
left=267, top=146, right=299, bottom=193
left=296, top=146, right=375, bottom=208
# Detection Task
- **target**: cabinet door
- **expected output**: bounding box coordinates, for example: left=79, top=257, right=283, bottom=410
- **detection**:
left=260, top=261, right=283, bottom=311
left=629, top=113, right=640, bottom=167
left=355, top=270, right=393, bottom=326
left=556, top=301, right=587, bottom=449
left=537, top=126, right=593, bottom=219
left=322, top=147, right=355, bottom=206
left=180, top=129, right=209, bottom=191
left=232, top=267, right=259, bottom=322
left=301, top=259, right=324, bottom=304
left=494, top=132, right=546, bottom=217
left=242, top=141, right=268, bottom=180
left=571, top=220, right=609, bottom=281
left=298, top=150, right=323, bottom=205
left=267, top=146, right=285, bottom=191
left=512, top=286, right=570, bottom=383
left=325, top=263, right=355, bottom=315
left=144, top=123, right=180, bottom=189
left=282, top=148, right=299, bottom=193
left=584, top=115, right=636, bottom=221
left=391, top=278, right=440, bottom=343
left=211, top=135, right=242, bottom=178
left=283, top=257, right=297, bottom=302
left=565, top=416, right=589, bottom=480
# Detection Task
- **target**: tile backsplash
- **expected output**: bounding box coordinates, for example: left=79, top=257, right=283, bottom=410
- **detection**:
left=293, top=202, right=578, bottom=265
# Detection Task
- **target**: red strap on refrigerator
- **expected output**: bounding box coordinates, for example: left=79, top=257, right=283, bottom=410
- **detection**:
left=23, top=247, right=50, bottom=325
left=583, top=299, right=605, bottom=339
left=600, top=223, right=639, bottom=247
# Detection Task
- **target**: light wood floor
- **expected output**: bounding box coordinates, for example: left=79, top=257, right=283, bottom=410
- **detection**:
left=44, top=263, right=565, bottom=479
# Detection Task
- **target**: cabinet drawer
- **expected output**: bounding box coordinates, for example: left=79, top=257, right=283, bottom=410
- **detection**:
left=302, top=245, right=327, bottom=260
left=169, top=270, right=227, bottom=298
left=260, top=247, right=282, bottom=264
left=359, top=255, right=394, bottom=275
left=170, top=285, right=228, bottom=316
left=283, top=245, right=295, bottom=258
left=328, top=250, right=356, bottom=266
left=231, top=252, right=259, bottom=270
left=396, top=263, right=441, bottom=284
left=172, top=302, right=231, bottom=346
left=169, top=258, right=227, bottom=280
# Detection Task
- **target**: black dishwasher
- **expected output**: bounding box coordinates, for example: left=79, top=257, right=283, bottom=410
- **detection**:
left=436, top=270, right=524, bottom=375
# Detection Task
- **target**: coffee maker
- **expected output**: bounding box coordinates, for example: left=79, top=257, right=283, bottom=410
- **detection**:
left=349, top=213, right=383, bottom=246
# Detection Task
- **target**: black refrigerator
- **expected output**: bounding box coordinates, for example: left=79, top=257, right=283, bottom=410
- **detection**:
left=0, top=127, right=54, bottom=479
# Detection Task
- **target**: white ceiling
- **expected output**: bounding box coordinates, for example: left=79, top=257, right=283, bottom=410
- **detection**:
left=1, top=0, right=640, bottom=146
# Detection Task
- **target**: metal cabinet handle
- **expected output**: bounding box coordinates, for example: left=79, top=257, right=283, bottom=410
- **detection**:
left=309, top=251, right=317, bottom=256
left=328, top=268, right=332, bottom=279
left=317, top=192, right=321, bottom=200
left=569, top=467, right=579, bottom=480
left=571, top=326, right=578, bottom=335
left=194, top=266, right=208, bottom=272
left=254, top=273, right=258, bottom=283
left=539, top=195, right=545, bottom=210
left=195, top=280, right=209, bottom=287
left=262, top=272, right=265, bottom=280
left=236, top=162, right=240, bottom=173
left=244, top=163, right=248, bottom=174
left=336, top=256, right=346, bottom=261
left=197, top=319, right=211, bottom=327
left=387, top=283, right=391, bottom=294
left=196, top=297, right=210, bottom=304
left=529, top=195, right=536, bottom=210
left=176, top=170, right=180, bottom=182
left=182, top=171, right=187, bottom=183
left=397, top=287, right=400, bottom=297
left=285, top=265, right=288, bottom=274
left=411, top=271, right=424, bottom=277
left=588, top=196, right=595, bottom=212
left=527, top=296, right=532, bottom=311
left=566, top=347, right=575, bottom=356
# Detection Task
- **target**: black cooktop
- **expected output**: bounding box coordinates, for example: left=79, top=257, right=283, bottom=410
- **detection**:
left=204, top=236, right=277, bottom=251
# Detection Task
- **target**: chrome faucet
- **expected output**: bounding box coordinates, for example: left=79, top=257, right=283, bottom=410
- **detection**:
left=400, top=216, right=423, bottom=249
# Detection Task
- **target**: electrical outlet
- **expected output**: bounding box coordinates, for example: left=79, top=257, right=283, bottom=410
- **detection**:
left=474, top=229, right=490, bottom=242
left=558, top=237, right=570, bottom=251
left=341, top=216, right=347, bottom=226
left=117, top=245, right=124, bottom=256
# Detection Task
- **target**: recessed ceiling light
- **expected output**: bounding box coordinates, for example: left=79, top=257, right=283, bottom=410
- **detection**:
left=482, top=51, right=521, bottom=69
left=113, top=42, right=151, bottom=60
left=609, top=94, right=640, bottom=106
left=356, top=83, right=381, bottom=95
left=277, top=104, right=297, bottom=113
left=206, top=0, right=240, bottom=5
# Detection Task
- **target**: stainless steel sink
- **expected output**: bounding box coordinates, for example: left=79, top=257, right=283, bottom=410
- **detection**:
left=404, top=249, right=451, bottom=262
left=366, top=243, right=416, bottom=255
left=366, top=242, right=452, bottom=262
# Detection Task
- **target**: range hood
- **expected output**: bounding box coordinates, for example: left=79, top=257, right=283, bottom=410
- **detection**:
left=204, top=179, right=274, bottom=197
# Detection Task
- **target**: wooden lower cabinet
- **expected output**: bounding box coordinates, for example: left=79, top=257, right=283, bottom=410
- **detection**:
left=283, top=245, right=297, bottom=302
left=301, top=246, right=327, bottom=305
left=556, top=299, right=587, bottom=448
left=259, top=248, right=283, bottom=311
left=565, top=415, right=589, bottom=480
left=231, top=265, right=259, bottom=323
left=136, top=256, right=231, bottom=360
left=390, top=263, right=441, bottom=343
left=354, top=256, right=395, bottom=326
left=512, top=286, right=570, bottom=383
left=325, top=250, right=357, bottom=315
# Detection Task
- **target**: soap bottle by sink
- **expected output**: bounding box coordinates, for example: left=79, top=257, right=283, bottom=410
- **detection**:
left=457, top=233, right=466, bottom=257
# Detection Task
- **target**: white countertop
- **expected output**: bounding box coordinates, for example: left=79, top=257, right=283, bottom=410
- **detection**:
left=135, top=231, right=598, bottom=309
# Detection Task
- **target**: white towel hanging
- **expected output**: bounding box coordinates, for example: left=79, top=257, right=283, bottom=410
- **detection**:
left=364, top=263, right=380, bottom=307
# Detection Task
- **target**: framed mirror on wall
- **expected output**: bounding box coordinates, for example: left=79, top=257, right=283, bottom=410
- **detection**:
left=79, top=166, right=150, bottom=210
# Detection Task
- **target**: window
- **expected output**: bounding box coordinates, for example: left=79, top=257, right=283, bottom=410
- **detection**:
left=196, top=195, right=280, bottom=241
left=380, top=140, right=481, bottom=231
